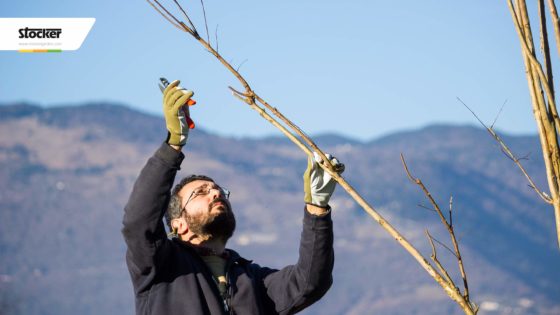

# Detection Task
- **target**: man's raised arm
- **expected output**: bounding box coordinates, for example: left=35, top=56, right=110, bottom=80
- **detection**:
left=259, top=153, right=344, bottom=314
left=121, top=80, right=195, bottom=292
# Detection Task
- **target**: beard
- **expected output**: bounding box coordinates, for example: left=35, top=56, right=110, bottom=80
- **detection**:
left=186, top=198, right=236, bottom=242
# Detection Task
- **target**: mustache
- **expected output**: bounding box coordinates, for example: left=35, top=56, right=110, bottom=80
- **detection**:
left=208, top=198, right=229, bottom=210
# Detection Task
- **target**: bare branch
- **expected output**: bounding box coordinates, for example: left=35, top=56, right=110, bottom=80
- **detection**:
left=490, top=99, right=507, bottom=129
left=418, top=204, right=437, bottom=213
left=146, top=0, right=184, bottom=32
left=458, top=97, right=486, bottom=128
left=215, top=24, right=219, bottom=53
left=200, top=0, right=211, bottom=45
left=229, top=86, right=252, bottom=98
left=231, top=90, right=249, bottom=105
left=172, top=0, right=198, bottom=37
left=499, top=147, right=516, bottom=162
left=538, top=0, right=555, bottom=100
left=546, top=0, right=560, bottom=60
left=509, top=0, right=560, bottom=248
left=402, top=154, right=472, bottom=303
left=458, top=96, right=552, bottom=203
left=229, top=87, right=252, bottom=105
left=520, top=151, right=531, bottom=160
left=237, top=59, right=248, bottom=72
left=432, top=235, right=458, bottom=259
left=449, top=196, right=453, bottom=228
left=426, top=230, right=456, bottom=286
left=401, top=154, right=446, bottom=224
left=512, top=0, right=556, bottom=108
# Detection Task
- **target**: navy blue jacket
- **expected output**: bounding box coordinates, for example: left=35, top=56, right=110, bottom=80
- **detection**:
left=122, top=143, right=334, bottom=314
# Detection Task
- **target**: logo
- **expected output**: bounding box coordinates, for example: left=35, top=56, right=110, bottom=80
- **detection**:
left=18, top=27, right=62, bottom=39
left=0, top=18, right=95, bottom=52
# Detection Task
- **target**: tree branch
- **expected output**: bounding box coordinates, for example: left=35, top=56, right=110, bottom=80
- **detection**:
left=146, top=0, right=184, bottom=32
left=539, top=0, right=556, bottom=101
left=426, top=230, right=456, bottom=286
left=199, top=0, right=210, bottom=45
left=490, top=99, right=507, bottom=130
left=172, top=0, right=198, bottom=36
left=402, top=154, right=473, bottom=305
left=458, top=97, right=552, bottom=204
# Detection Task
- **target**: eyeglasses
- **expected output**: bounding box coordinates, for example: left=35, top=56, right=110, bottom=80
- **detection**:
left=181, top=184, right=230, bottom=213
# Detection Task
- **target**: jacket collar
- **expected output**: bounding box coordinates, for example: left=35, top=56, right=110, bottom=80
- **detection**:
left=172, top=238, right=252, bottom=265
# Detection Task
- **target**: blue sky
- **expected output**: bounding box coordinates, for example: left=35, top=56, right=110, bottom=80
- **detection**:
left=0, top=1, right=547, bottom=141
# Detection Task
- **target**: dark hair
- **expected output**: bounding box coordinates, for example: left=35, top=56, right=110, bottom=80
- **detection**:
left=165, top=174, right=215, bottom=231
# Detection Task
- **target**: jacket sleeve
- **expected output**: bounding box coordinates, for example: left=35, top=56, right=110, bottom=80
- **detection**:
left=259, top=207, right=335, bottom=314
left=122, top=143, right=184, bottom=294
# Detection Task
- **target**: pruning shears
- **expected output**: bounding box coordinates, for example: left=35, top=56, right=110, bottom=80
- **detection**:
left=159, top=77, right=197, bottom=129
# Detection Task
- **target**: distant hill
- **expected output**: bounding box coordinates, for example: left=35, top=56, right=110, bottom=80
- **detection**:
left=0, top=103, right=558, bottom=315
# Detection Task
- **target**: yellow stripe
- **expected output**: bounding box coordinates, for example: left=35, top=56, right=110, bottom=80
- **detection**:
left=18, top=49, right=61, bottom=53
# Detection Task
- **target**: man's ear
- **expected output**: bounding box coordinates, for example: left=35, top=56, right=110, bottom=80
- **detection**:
left=171, top=217, right=188, bottom=235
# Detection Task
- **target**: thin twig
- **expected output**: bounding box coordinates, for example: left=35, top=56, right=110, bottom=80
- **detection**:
left=154, top=0, right=185, bottom=28
left=449, top=196, right=453, bottom=228
left=237, top=59, right=248, bottom=72
left=500, top=147, right=516, bottom=162
left=458, top=96, right=552, bottom=203
left=520, top=152, right=531, bottom=160
left=215, top=24, right=219, bottom=53
left=200, top=0, right=211, bottom=45
left=432, top=235, right=458, bottom=259
left=418, top=204, right=437, bottom=213
left=490, top=99, right=507, bottom=129
left=229, top=86, right=251, bottom=97
left=172, top=0, right=198, bottom=37
left=146, top=0, right=184, bottom=31
left=426, top=230, right=456, bottom=286
left=401, top=154, right=446, bottom=224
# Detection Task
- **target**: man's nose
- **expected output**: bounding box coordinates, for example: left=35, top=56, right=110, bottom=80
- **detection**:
left=209, top=188, right=221, bottom=199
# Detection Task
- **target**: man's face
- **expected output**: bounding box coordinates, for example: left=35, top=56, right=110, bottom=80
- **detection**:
left=178, top=180, right=236, bottom=242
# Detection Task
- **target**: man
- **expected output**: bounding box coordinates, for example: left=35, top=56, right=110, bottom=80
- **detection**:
left=122, top=79, right=344, bottom=315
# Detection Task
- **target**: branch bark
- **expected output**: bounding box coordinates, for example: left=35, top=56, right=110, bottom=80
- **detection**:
left=507, top=0, right=560, bottom=248
left=546, top=0, right=560, bottom=59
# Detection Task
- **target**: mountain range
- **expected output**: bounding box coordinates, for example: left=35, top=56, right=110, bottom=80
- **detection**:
left=0, top=103, right=559, bottom=315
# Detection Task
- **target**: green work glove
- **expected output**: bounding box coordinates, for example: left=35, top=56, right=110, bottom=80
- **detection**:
left=303, top=152, right=345, bottom=207
left=162, top=80, right=195, bottom=146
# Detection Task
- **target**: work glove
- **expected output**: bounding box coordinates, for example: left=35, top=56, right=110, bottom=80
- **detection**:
left=303, top=152, right=345, bottom=208
left=162, top=80, right=195, bottom=146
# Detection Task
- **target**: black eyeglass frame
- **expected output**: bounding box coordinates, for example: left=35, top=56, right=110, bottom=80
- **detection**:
left=180, top=184, right=230, bottom=215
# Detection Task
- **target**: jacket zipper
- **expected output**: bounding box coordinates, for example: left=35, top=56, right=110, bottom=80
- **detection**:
left=193, top=251, right=231, bottom=315
left=208, top=275, right=230, bottom=314
left=224, top=260, right=234, bottom=314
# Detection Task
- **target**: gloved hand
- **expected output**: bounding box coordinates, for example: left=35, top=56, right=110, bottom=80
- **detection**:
left=303, top=152, right=345, bottom=208
left=162, top=80, right=195, bottom=146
